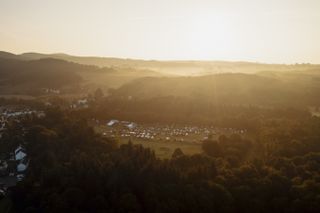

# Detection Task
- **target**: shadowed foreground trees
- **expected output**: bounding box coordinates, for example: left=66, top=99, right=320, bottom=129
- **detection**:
left=5, top=109, right=320, bottom=213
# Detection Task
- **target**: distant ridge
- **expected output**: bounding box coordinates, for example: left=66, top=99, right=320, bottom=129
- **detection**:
left=1, top=50, right=319, bottom=75
left=0, top=51, right=21, bottom=60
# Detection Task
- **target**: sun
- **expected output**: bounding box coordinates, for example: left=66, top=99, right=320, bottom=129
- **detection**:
left=186, top=14, right=235, bottom=60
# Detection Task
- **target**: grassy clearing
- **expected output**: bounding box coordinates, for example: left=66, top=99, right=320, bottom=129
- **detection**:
left=118, top=137, right=202, bottom=159
left=95, top=125, right=205, bottom=159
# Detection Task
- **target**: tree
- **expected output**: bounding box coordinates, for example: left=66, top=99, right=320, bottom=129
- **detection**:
left=94, top=88, right=104, bottom=100
left=172, top=148, right=184, bottom=159
left=202, top=140, right=222, bottom=157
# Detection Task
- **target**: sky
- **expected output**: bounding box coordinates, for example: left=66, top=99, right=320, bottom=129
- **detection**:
left=0, top=0, right=319, bottom=64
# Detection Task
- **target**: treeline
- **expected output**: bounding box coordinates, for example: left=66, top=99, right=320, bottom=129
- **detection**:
left=109, top=72, right=320, bottom=107
left=88, top=96, right=310, bottom=132
left=5, top=108, right=320, bottom=212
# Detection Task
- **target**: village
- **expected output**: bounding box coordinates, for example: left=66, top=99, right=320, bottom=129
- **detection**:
left=0, top=106, right=45, bottom=196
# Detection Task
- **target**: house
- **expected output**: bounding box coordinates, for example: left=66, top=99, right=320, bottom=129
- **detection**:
left=16, top=174, right=25, bottom=182
left=78, top=99, right=88, bottom=105
left=36, top=111, right=46, bottom=118
left=15, top=145, right=27, bottom=161
left=74, top=99, right=88, bottom=108
left=17, top=158, right=29, bottom=173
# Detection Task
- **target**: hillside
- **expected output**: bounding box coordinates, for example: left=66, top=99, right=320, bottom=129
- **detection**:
left=110, top=72, right=320, bottom=107
left=0, top=56, right=162, bottom=96
left=2, top=51, right=320, bottom=76
left=0, top=58, right=86, bottom=86
left=1, top=50, right=320, bottom=100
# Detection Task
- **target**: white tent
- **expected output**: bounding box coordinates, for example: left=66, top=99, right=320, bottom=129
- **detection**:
left=107, top=120, right=119, bottom=126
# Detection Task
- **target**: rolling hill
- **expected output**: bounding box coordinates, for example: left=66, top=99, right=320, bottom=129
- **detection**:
left=1, top=50, right=320, bottom=100
left=0, top=54, right=161, bottom=95
left=1, top=51, right=320, bottom=76
left=110, top=72, right=320, bottom=107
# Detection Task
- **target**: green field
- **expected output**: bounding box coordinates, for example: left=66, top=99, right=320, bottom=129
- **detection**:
left=94, top=125, right=204, bottom=159
left=118, top=138, right=202, bottom=159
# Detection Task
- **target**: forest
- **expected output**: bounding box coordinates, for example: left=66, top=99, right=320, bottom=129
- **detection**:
left=1, top=106, right=319, bottom=212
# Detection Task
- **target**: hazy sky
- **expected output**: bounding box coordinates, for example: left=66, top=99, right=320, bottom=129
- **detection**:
left=1, top=0, right=319, bottom=63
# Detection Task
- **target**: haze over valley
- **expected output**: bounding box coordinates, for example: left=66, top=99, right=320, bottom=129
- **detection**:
left=1, top=0, right=320, bottom=212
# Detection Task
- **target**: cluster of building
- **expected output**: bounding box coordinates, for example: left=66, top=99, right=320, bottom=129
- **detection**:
left=0, top=106, right=44, bottom=192
left=0, top=107, right=45, bottom=138
left=12, top=145, right=29, bottom=181
left=0, top=144, right=29, bottom=193
left=102, top=119, right=246, bottom=143
left=70, top=98, right=89, bottom=109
